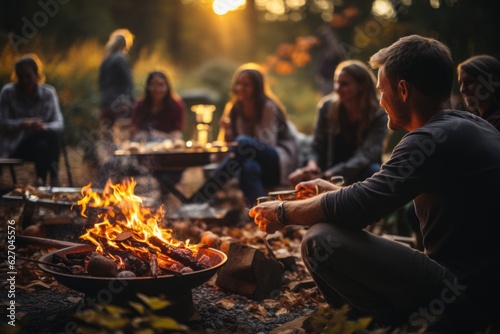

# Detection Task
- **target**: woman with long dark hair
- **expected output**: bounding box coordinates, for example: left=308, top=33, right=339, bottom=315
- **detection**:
left=131, top=70, right=185, bottom=141
left=95, top=70, right=185, bottom=187
left=457, top=54, right=500, bottom=131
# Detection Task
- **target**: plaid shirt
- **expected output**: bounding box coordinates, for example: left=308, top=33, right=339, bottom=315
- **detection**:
left=0, top=82, right=63, bottom=157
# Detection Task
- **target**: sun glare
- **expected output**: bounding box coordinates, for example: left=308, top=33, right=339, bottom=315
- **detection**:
left=372, top=0, right=396, bottom=19
left=212, top=0, right=246, bottom=15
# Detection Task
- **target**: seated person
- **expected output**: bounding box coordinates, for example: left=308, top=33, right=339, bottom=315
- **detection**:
left=213, top=63, right=299, bottom=206
left=95, top=70, right=186, bottom=187
left=0, top=54, right=64, bottom=187
left=457, top=54, right=500, bottom=131
left=130, top=70, right=185, bottom=142
left=289, top=60, right=388, bottom=186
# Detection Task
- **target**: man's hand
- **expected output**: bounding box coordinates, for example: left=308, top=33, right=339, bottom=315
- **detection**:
left=295, top=178, right=341, bottom=199
left=288, top=166, right=322, bottom=186
left=250, top=194, right=329, bottom=233
left=249, top=201, right=287, bottom=234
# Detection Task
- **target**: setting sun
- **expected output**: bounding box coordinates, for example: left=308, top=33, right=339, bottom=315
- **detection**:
left=212, top=0, right=246, bottom=15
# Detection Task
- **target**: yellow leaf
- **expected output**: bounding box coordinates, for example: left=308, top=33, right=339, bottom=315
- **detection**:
left=73, top=309, right=97, bottom=323
left=136, top=293, right=171, bottom=310
left=134, top=329, right=155, bottom=334
left=129, top=301, right=146, bottom=315
left=98, top=317, right=128, bottom=330
left=104, top=304, right=128, bottom=316
left=149, top=315, right=188, bottom=331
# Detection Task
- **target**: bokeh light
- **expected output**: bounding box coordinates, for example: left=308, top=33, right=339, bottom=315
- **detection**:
left=212, top=0, right=246, bottom=15
left=372, top=0, right=396, bottom=19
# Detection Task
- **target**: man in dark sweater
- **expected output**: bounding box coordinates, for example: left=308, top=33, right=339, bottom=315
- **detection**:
left=249, top=35, right=500, bottom=332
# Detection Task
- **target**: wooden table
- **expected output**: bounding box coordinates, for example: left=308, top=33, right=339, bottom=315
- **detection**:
left=114, top=146, right=233, bottom=204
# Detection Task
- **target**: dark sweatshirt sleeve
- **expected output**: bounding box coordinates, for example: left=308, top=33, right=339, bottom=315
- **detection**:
left=320, top=129, right=443, bottom=229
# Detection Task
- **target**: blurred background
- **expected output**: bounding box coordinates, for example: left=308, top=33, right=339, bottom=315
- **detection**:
left=1, top=0, right=499, bottom=151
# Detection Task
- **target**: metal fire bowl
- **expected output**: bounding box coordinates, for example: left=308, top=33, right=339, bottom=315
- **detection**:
left=38, top=244, right=227, bottom=299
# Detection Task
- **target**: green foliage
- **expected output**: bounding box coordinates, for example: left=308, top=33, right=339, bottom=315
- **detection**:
left=268, top=67, right=323, bottom=134
left=73, top=293, right=188, bottom=334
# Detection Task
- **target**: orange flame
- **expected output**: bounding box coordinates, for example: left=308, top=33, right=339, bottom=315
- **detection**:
left=77, top=178, right=198, bottom=255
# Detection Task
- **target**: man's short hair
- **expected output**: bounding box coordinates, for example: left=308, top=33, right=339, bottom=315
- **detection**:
left=369, top=35, right=453, bottom=101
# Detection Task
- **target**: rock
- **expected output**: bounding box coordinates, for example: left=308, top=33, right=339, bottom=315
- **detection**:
left=200, top=231, right=219, bottom=248
left=117, top=270, right=136, bottom=278
left=219, top=236, right=235, bottom=254
left=23, top=224, right=44, bottom=237
left=87, top=254, right=118, bottom=277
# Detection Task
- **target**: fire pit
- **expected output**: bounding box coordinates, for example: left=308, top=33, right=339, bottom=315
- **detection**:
left=35, top=178, right=228, bottom=321
left=38, top=244, right=226, bottom=321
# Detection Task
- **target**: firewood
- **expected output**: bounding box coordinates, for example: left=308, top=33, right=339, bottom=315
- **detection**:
left=106, top=247, right=150, bottom=276
left=148, top=236, right=209, bottom=271
left=150, top=251, right=158, bottom=278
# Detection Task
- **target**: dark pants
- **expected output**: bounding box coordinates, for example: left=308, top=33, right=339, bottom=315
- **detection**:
left=301, top=223, right=490, bottom=332
left=212, top=135, right=280, bottom=206
left=346, top=162, right=381, bottom=185
left=12, top=130, right=61, bottom=183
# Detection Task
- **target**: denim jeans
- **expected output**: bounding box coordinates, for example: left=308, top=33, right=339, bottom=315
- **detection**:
left=214, top=135, right=280, bottom=206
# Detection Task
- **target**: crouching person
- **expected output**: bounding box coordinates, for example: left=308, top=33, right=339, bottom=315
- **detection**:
left=249, top=35, right=500, bottom=332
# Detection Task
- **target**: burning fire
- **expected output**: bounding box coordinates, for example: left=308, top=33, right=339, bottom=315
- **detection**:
left=77, top=178, right=201, bottom=262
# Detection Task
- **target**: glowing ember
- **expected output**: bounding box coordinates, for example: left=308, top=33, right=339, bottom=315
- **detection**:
left=77, top=178, right=207, bottom=275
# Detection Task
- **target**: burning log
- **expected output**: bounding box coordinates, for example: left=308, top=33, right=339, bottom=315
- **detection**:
left=86, top=232, right=150, bottom=276
left=148, top=236, right=209, bottom=271
left=150, top=251, right=158, bottom=278
left=52, top=252, right=89, bottom=267
left=77, top=179, right=210, bottom=275
left=110, top=248, right=150, bottom=276
left=88, top=231, right=207, bottom=274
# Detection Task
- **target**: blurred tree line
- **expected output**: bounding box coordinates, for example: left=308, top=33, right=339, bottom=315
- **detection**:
left=1, top=0, right=499, bottom=147
left=2, top=0, right=499, bottom=68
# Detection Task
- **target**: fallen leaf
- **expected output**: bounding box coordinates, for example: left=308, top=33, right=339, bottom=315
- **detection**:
left=215, top=298, right=235, bottom=310
left=67, top=296, right=83, bottom=303
left=246, top=303, right=268, bottom=317
left=275, top=308, right=289, bottom=316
